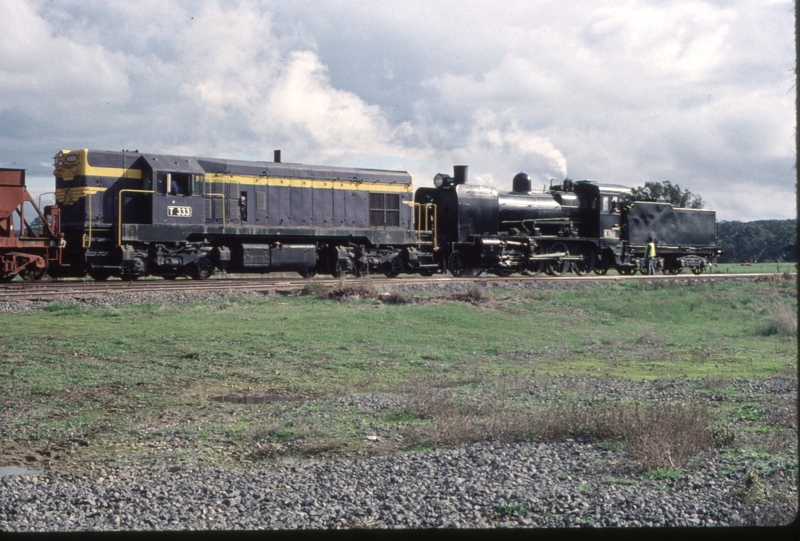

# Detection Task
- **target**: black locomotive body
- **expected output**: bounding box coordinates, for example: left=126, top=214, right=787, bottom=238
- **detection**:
left=51, top=149, right=431, bottom=280
left=415, top=167, right=720, bottom=277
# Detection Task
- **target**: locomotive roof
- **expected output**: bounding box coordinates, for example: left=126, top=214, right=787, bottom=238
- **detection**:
left=73, top=149, right=411, bottom=185
left=196, top=157, right=411, bottom=184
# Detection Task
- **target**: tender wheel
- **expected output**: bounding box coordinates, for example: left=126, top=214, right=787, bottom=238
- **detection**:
left=190, top=258, right=215, bottom=280
left=572, top=244, right=596, bottom=276
left=546, top=242, right=571, bottom=277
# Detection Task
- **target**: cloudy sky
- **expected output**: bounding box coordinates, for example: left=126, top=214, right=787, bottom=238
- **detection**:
left=0, top=0, right=795, bottom=221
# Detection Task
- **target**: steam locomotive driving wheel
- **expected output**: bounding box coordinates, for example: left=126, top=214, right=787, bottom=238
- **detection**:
left=572, top=244, right=596, bottom=276
left=546, top=242, right=571, bottom=277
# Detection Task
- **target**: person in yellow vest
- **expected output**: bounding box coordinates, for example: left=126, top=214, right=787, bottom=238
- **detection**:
left=645, top=236, right=657, bottom=275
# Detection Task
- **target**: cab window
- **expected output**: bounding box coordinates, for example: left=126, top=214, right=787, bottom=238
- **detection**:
left=156, top=172, right=195, bottom=196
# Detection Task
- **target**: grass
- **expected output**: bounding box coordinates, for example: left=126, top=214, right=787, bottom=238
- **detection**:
left=0, top=278, right=796, bottom=476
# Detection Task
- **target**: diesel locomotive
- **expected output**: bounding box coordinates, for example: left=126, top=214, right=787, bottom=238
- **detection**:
left=0, top=148, right=721, bottom=281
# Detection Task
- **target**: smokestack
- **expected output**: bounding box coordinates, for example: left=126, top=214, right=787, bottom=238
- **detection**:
left=453, top=165, right=468, bottom=185
left=274, top=150, right=281, bottom=163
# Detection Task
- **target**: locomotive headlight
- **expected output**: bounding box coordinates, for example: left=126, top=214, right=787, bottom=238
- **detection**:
left=433, top=173, right=452, bottom=188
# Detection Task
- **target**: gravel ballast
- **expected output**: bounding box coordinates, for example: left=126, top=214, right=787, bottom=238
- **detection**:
left=1, top=439, right=796, bottom=531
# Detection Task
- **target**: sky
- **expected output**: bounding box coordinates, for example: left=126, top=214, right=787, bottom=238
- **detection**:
left=0, top=0, right=795, bottom=222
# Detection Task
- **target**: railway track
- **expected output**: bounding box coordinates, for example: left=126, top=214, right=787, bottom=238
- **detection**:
left=0, top=272, right=789, bottom=302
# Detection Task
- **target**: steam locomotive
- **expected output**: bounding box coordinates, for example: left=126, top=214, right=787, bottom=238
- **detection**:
left=0, top=149, right=720, bottom=281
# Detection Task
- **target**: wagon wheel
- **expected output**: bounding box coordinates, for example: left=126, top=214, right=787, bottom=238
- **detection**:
left=545, top=242, right=571, bottom=277
left=572, top=244, right=596, bottom=277
left=19, top=262, right=48, bottom=282
left=190, top=258, right=215, bottom=280
left=448, top=251, right=472, bottom=277
left=88, top=270, right=113, bottom=281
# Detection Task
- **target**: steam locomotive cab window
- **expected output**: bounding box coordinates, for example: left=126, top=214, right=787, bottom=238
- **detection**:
left=369, top=193, right=400, bottom=227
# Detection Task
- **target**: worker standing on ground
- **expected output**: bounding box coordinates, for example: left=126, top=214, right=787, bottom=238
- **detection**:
left=645, top=236, right=657, bottom=275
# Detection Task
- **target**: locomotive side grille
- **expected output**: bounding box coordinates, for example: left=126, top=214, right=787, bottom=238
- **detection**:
left=369, top=193, right=400, bottom=227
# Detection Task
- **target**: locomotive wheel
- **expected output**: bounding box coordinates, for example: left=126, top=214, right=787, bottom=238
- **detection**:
left=690, top=266, right=704, bottom=275
left=572, top=244, right=596, bottom=276
left=593, top=267, right=608, bottom=275
left=418, top=268, right=436, bottom=277
left=298, top=269, right=317, bottom=279
left=493, top=268, right=513, bottom=277
left=448, top=251, right=472, bottom=277
left=0, top=274, right=14, bottom=282
left=545, top=242, right=571, bottom=277
left=190, top=258, right=215, bottom=280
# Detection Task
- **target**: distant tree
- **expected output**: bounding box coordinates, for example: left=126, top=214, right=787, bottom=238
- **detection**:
left=717, top=219, right=797, bottom=263
left=629, top=180, right=704, bottom=209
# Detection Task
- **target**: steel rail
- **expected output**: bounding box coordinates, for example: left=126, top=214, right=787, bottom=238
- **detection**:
left=0, top=273, right=791, bottom=302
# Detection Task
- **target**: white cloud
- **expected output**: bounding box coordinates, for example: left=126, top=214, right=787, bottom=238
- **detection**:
left=0, top=0, right=794, bottom=222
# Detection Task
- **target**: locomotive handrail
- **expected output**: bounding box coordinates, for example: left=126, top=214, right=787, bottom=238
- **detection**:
left=413, top=203, right=437, bottom=250
left=205, top=193, right=226, bottom=230
left=117, top=189, right=154, bottom=246
left=85, top=189, right=92, bottom=248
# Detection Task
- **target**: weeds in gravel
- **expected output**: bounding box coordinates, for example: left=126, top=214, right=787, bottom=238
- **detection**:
left=398, top=379, right=716, bottom=470
left=621, top=402, right=714, bottom=470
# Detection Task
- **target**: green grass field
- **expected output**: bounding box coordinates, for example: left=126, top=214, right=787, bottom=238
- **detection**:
left=0, top=277, right=796, bottom=473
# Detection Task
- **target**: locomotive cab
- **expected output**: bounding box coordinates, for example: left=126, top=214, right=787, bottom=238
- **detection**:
left=140, top=154, right=206, bottom=229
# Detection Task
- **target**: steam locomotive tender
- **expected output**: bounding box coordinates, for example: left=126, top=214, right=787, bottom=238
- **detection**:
left=0, top=149, right=720, bottom=281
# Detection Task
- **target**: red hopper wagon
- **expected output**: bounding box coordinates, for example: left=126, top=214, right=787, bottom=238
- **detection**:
left=0, top=168, right=63, bottom=281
